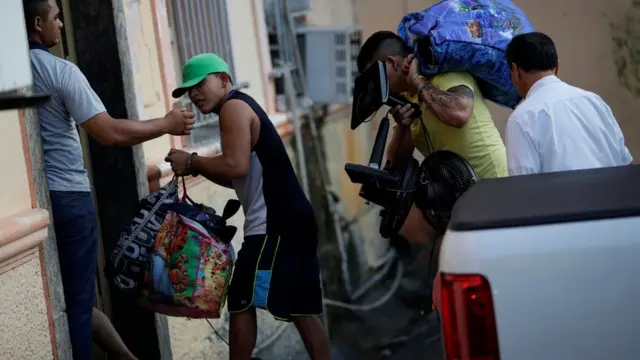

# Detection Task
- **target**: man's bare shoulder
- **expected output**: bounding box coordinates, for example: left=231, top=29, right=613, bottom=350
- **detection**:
left=219, top=99, right=255, bottom=119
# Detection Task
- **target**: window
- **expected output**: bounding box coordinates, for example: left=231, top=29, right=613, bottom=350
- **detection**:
left=170, top=0, right=235, bottom=148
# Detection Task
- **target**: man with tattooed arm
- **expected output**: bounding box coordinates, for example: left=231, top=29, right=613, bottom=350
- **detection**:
left=357, top=31, right=507, bottom=181
left=356, top=31, right=508, bottom=308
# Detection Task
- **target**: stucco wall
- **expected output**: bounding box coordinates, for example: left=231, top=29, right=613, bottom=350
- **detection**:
left=353, top=0, right=640, bottom=160
left=322, top=110, right=389, bottom=267
left=122, top=0, right=174, bottom=165
left=0, top=110, right=53, bottom=359
left=308, top=0, right=356, bottom=26
left=227, top=0, right=269, bottom=109
left=0, top=110, right=32, bottom=218
left=0, top=258, right=52, bottom=360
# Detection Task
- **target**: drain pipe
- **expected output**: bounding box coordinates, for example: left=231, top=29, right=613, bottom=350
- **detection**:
left=279, top=66, right=310, bottom=197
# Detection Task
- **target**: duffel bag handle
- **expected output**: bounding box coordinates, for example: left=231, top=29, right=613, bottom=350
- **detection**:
left=180, top=176, right=197, bottom=205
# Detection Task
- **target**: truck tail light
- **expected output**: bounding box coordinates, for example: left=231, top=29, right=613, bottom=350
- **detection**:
left=439, top=273, right=500, bottom=360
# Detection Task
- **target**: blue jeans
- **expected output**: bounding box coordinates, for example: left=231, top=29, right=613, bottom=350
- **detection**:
left=50, top=191, right=99, bottom=360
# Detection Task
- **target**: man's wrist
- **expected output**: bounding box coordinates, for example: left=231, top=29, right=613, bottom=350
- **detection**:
left=187, top=152, right=199, bottom=177
left=411, top=74, right=425, bottom=85
left=395, top=121, right=411, bottom=131
left=159, top=116, right=171, bottom=134
left=412, top=76, right=428, bottom=91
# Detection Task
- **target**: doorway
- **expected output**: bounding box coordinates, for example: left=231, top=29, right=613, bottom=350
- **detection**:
left=53, top=1, right=111, bottom=358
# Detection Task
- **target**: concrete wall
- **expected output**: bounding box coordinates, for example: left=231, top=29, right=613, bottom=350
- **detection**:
left=353, top=0, right=640, bottom=159
left=227, top=0, right=269, bottom=109
left=121, top=0, right=174, bottom=165
left=321, top=109, right=391, bottom=268
left=0, top=257, right=51, bottom=359
left=308, top=0, right=356, bottom=26
left=0, top=110, right=55, bottom=359
left=0, top=111, right=33, bottom=218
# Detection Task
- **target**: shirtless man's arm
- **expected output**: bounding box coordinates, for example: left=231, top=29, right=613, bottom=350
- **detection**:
left=164, top=99, right=254, bottom=188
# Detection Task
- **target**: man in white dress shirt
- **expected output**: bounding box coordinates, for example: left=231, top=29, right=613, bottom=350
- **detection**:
left=504, top=32, right=632, bottom=176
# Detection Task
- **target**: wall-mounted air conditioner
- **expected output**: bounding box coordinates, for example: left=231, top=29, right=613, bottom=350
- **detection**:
left=296, top=26, right=362, bottom=105
left=264, top=0, right=311, bottom=27
left=285, top=0, right=312, bottom=15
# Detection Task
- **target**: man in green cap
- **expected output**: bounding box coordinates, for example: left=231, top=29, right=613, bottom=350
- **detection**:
left=165, top=53, right=330, bottom=360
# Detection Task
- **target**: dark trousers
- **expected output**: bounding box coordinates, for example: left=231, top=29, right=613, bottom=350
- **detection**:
left=50, top=191, right=99, bottom=360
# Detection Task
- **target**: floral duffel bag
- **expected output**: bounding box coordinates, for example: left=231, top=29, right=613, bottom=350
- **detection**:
left=139, top=194, right=240, bottom=318
left=108, top=176, right=240, bottom=319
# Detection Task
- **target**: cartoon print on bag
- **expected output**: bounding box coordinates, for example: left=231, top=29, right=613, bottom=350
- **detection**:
left=466, top=19, right=483, bottom=38
left=485, top=0, right=524, bottom=34
left=167, top=228, right=190, bottom=255
left=452, top=0, right=483, bottom=12
left=169, top=254, right=189, bottom=292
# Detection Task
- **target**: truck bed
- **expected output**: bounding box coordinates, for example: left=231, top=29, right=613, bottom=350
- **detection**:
left=449, top=164, right=640, bottom=231
left=440, top=165, right=640, bottom=360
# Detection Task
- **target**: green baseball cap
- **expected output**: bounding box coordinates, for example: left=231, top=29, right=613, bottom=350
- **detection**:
left=172, top=53, right=231, bottom=98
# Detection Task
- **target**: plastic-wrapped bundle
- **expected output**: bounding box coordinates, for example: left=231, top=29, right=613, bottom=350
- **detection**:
left=397, top=0, right=534, bottom=109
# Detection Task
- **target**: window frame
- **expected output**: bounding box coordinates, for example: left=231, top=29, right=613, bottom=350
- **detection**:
left=169, top=0, right=236, bottom=149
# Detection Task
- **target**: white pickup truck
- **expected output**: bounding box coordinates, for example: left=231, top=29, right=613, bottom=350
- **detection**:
left=437, top=164, right=640, bottom=360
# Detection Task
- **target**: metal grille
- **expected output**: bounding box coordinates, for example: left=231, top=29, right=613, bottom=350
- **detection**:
left=171, top=0, right=236, bottom=147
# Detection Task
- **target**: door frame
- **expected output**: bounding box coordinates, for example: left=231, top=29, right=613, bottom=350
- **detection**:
left=48, top=0, right=171, bottom=358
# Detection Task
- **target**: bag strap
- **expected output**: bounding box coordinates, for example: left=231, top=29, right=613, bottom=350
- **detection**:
left=180, top=176, right=197, bottom=205
left=113, top=177, right=179, bottom=265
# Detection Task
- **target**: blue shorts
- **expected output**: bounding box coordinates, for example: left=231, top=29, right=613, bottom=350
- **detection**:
left=227, top=232, right=323, bottom=321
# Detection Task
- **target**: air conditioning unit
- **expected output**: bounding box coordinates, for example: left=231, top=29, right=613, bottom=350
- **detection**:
left=265, top=0, right=311, bottom=23
left=285, top=0, right=311, bottom=15
left=296, top=26, right=362, bottom=105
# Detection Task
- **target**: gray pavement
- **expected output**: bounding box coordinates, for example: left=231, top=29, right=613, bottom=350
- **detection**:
left=255, top=250, right=444, bottom=360
left=295, top=248, right=444, bottom=360
left=327, top=269, right=444, bottom=360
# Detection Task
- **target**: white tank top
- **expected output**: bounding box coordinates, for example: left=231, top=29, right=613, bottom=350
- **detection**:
left=231, top=152, right=267, bottom=236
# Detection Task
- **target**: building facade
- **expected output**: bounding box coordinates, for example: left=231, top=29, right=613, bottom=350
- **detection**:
left=3, top=0, right=637, bottom=359
left=353, top=0, right=640, bottom=158
left=1, top=0, right=365, bottom=359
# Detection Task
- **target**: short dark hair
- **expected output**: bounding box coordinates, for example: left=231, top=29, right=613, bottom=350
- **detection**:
left=23, top=0, right=51, bottom=34
left=357, top=31, right=412, bottom=73
left=506, top=32, right=558, bottom=72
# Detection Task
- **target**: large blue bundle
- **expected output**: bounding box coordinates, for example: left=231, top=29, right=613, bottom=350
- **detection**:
left=397, top=0, right=534, bottom=109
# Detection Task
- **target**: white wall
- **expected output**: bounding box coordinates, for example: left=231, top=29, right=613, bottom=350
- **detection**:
left=227, top=0, right=268, bottom=108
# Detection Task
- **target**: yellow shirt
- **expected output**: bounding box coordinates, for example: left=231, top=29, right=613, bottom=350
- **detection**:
left=404, top=72, right=508, bottom=179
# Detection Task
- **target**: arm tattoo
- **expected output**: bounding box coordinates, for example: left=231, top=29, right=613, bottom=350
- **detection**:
left=420, top=84, right=473, bottom=110
left=418, top=83, right=474, bottom=125
left=448, top=85, right=474, bottom=100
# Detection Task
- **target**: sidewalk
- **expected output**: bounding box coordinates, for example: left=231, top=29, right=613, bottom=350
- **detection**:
left=315, top=251, right=444, bottom=360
